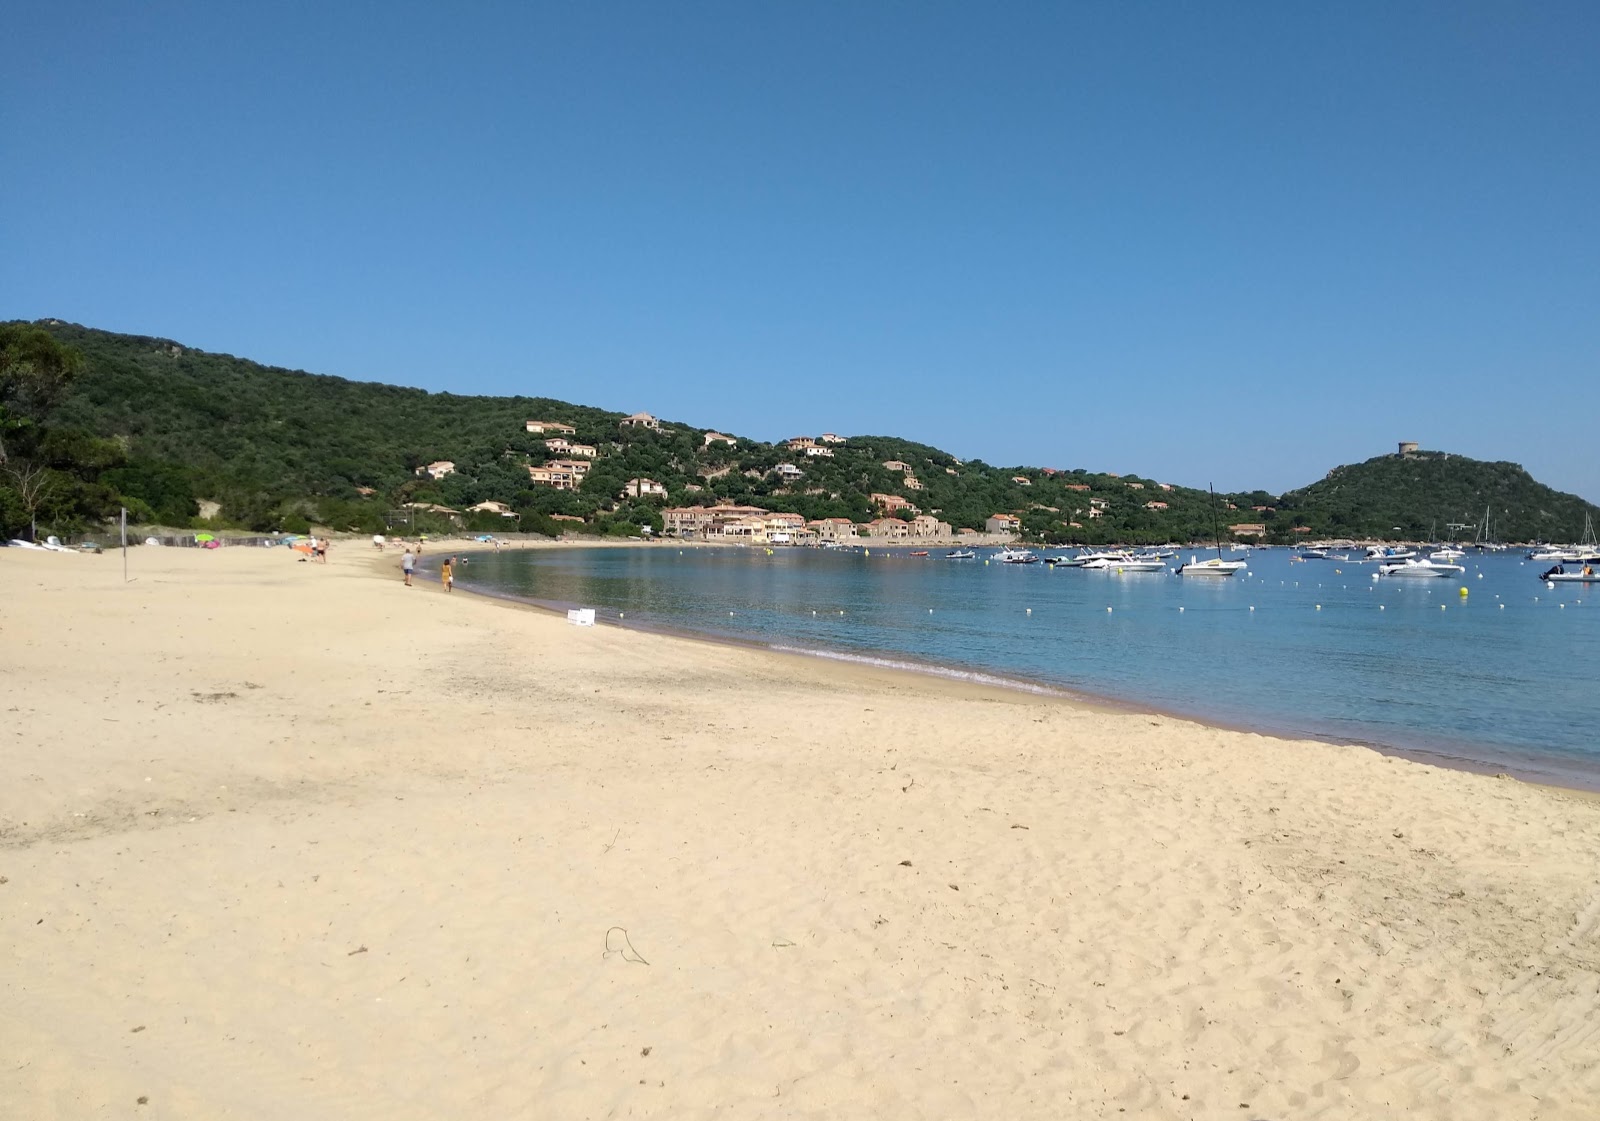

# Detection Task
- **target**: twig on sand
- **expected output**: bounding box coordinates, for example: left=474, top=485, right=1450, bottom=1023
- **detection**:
left=603, top=927, right=649, bottom=965
left=602, top=828, right=621, bottom=854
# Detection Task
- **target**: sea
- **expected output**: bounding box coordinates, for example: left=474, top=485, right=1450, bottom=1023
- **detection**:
left=458, top=544, right=1600, bottom=788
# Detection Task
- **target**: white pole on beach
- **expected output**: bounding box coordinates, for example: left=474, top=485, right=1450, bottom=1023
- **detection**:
left=121, top=506, right=128, bottom=582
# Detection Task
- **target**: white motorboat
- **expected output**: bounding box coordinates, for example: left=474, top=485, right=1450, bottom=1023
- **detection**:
left=994, top=547, right=1038, bottom=564
left=1429, top=547, right=1465, bottom=561
left=1378, top=558, right=1466, bottom=578
left=944, top=549, right=976, bottom=560
left=1361, top=545, right=1416, bottom=562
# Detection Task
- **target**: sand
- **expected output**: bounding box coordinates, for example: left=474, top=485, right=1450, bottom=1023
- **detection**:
left=3, top=542, right=1599, bottom=1120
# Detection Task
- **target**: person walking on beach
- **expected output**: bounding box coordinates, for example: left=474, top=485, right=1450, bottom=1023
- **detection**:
left=402, top=548, right=415, bottom=586
left=441, top=556, right=454, bottom=592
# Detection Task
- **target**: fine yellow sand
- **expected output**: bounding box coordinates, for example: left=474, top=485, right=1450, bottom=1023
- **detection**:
left=3, top=543, right=1599, bottom=1120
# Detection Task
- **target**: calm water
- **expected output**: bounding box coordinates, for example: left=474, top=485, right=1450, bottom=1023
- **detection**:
left=459, top=545, right=1600, bottom=786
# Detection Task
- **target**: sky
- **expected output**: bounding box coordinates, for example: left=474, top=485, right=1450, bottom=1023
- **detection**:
left=5, top=2, right=1599, bottom=500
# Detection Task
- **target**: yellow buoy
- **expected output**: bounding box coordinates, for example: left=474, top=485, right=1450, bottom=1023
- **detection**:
left=1459, top=586, right=1468, bottom=597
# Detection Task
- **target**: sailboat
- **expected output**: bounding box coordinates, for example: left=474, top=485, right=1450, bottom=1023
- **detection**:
left=1176, top=485, right=1248, bottom=577
left=1576, top=513, right=1599, bottom=564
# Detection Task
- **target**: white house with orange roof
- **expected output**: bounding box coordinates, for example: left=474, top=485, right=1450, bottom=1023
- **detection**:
left=622, top=478, right=668, bottom=498
left=525, top=420, right=575, bottom=435
left=986, top=513, right=1021, bottom=535
left=818, top=433, right=847, bottom=444
left=420, top=460, right=456, bottom=479
left=620, top=412, right=661, bottom=429
left=703, top=432, right=737, bottom=447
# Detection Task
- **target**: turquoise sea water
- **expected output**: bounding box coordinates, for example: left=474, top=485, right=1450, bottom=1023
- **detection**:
left=459, top=546, right=1600, bottom=787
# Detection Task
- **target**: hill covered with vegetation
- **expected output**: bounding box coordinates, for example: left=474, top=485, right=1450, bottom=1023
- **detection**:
left=3, top=320, right=1595, bottom=545
left=1271, top=451, right=1596, bottom=544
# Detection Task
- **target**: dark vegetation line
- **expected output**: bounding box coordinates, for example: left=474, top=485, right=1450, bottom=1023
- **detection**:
left=3, top=319, right=1595, bottom=544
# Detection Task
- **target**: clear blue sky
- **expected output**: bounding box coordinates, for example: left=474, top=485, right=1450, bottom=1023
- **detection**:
left=6, top=2, right=1598, bottom=500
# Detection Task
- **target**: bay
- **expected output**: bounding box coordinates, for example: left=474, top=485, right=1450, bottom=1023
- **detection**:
left=459, top=545, right=1600, bottom=787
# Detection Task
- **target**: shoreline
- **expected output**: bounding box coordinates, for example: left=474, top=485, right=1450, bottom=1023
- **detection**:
left=441, top=544, right=1600, bottom=797
left=7, top=544, right=1600, bottom=1119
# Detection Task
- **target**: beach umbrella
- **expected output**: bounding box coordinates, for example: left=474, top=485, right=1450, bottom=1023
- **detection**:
left=195, top=533, right=215, bottom=543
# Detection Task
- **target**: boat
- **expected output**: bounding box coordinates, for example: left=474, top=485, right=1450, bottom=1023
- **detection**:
left=909, top=550, right=929, bottom=557
left=1540, top=564, right=1600, bottom=583
left=994, top=547, right=1038, bottom=564
left=1575, top=515, right=1600, bottom=564
left=1079, top=551, right=1167, bottom=573
left=1378, top=558, right=1467, bottom=578
left=1429, top=547, right=1465, bottom=561
left=944, top=549, right=976, bottom=560
left=1360, top=545, right=1416, bottom=562
left=1177, top=485, right=1248, bottom=577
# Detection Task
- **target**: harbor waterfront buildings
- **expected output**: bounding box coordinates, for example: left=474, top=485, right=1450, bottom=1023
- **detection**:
left=661, top=505, right=952, bottom=544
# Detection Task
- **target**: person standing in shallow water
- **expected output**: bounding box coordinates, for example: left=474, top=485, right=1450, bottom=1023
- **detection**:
left=401, top=548, right=415, bottom=586
left=441, top=556, right=454, bottom=592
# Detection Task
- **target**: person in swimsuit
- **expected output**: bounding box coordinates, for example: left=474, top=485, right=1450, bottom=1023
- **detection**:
left=441, top=557, right=454, bottom=592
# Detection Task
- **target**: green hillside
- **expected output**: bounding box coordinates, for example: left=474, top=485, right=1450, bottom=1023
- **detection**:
left=1269, top=451, right=1598, bottom=544
left=3, top=320, right=1595, bottom=545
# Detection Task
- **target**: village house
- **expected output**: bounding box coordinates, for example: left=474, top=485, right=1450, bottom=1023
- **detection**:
left=403, top=502, right=462, bottom=517
left=567, top=444, right=597, bottom=458
left=1011, top=476, right=1032, bottom=486
left=903, top=475, right=924, bottom=490
left=945, top=467, right=959, bottom=476
left=809, top=517, right=860, bottom=542
left=870, top=493, right=918, bottom=514
left=1064, top=483, right=1090, bottom=492
left=910, top=514, right=953, bottom=538
left=786, top=436, right=817, bottom=450
left=986, top=513, right=1021, bottom=535
left=774, top=463, right=804, bottom=482
left=524, top=420, right=575, bottom=435
left=818, top=433, right=847, bottom=444
left=1089, top=497, right=1108, bottom=508
left=549, top=513, right=586, bottom=525
left=527, top=464, right=576, bottom=490
left=468, top=500, right=517, bottom=518
left=1229, top=523, right=1267, bottom=537
left=420, top=460, right=456, bottom=479
left=622, top=478, right=667, bottom=499
left=1086, top=507, right=1104, bottom=519
left=620, top=412, right=661, bottom=429
left=1144, top=501, right=1170, bottom=511
left=1293, top=525, right=1314, bottom=534
left=543, top=438, right=572, bottom=453
left=703, top=432, right=737, bottom=447
left=865, top=517, right=911, bottom=539
left=1159, top=483, right=1174, bottom=491
left=882, top=460, right=912, bottom=473
left=548, top=458, right=591, bottom=480
left=803, top=445, right=834, bottom=458
left=1252, top=505, right=1275, bottom=513
left=661, top=504, right=772, bottom=539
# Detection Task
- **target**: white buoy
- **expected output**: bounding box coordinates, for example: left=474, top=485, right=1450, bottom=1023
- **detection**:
left=619, top=612, right=624, bottom=619
left=928, top=608, right=934, bottom=614
left=1248, top=605, right=1254, bottom=612
left=1499, top=603, right=1505, bottom=609
left=1178, top=606, right=1185, bottom=613
left=1026, top=607, right=1032, bottom=615
left=1315, top=604, right=1321, bottom=611
left=1379, top=605, right=1385, bottom=610
left=1106, top=606, right=1113, bottom=613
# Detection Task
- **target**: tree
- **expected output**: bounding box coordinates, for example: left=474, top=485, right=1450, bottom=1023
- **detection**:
left=3, top=459, right=59, bottom=541
left=0, top=324, right=83, bottom=464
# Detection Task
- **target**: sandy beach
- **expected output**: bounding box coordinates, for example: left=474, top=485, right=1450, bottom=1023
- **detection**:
left=3, top=543, right=1599, bottom=1120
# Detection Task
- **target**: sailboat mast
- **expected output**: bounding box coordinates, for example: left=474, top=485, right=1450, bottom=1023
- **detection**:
left=1209, top=483, right=1223, bottom=560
